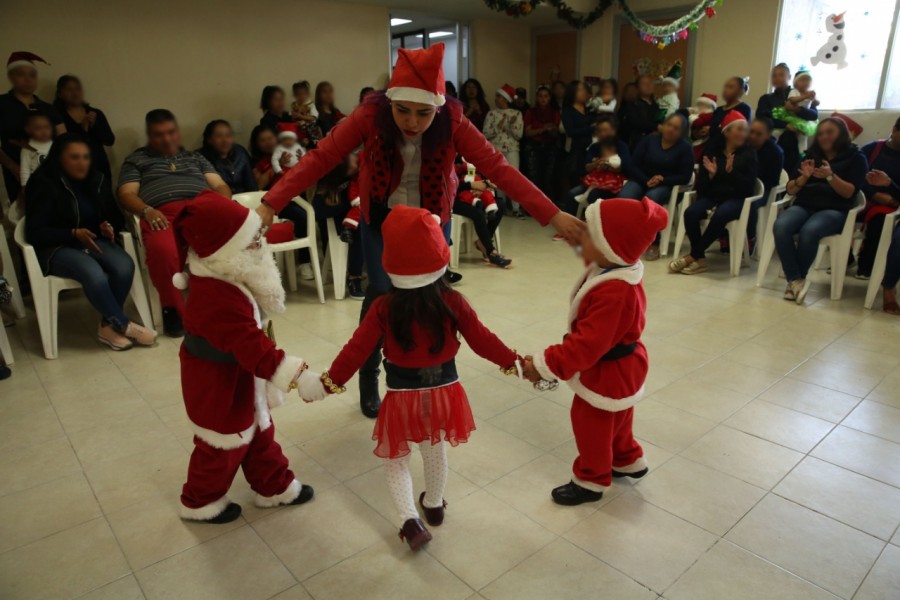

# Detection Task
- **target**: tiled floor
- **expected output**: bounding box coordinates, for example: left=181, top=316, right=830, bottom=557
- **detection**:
left=1, top=218, right=899, bottom=600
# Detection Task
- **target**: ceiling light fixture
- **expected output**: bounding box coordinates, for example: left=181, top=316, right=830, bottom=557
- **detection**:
left=390, top=18, right=412, bottom=26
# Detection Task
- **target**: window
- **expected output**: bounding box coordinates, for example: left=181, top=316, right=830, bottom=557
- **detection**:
left=775, top=0, right=900, bottom=110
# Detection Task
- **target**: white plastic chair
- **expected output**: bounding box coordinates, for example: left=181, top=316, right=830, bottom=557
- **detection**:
left=321, top=219, right=348, bottom=300
left=0, top=225, right=26, bottom=319
left=233, top=192, right=325, bottom=303
left=753, top=170, right=790, bottom=257
left=14, top=219, right=154, bottom=359
left=127, top=215, right=163, bottom=330
left=756, top=192, right=866, bottom=300
left=0, top=312, right=12, bottom=365
left=864, top=209, right=900, bottom=309
left=450, top=214, right=502, bottom=270
left=672, top=179, right=765, bottom=276
left=659, top=174, right=695, bottom=258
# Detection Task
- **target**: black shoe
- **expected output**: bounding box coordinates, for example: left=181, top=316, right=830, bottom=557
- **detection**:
left=551, top=481, right=604, bottom=506
left=289, top=484, right=315, bottom=505
left=399, top=518, right=432, bottom=551
left=446, top=271, right=463, bottom=286
left=487, top=254, right=512, bottom=269
left=612, top=467, right=649, bottom=479
left=0, top=363, right=10, bottom=380
left=198, top=502, right=242, bottom=524
left=339, top=227, right=355, bottom=244
left=347, top=278, right=365, bottom=300
left=359, top=371, right=382, bottom=419
left=162, top=307, right=185, bottom=338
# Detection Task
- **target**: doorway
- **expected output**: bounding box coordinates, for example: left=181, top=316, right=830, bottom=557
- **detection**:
left=390, top=12, right=469, bottom=92
left=614, top=16, right=695, bottom=105
left=534, top=30, right=579, bottom=88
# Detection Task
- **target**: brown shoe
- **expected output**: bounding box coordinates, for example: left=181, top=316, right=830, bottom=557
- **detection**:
left=398, top=518, right=432, bottom=551
left=418, top=492, right=447, bottom=527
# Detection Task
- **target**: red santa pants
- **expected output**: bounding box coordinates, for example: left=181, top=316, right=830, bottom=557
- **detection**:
left=570, top=396, right=643, bottom=492
left=140, top=200, right=191, bottom=316
left=181, top=423, right=295, bottom=510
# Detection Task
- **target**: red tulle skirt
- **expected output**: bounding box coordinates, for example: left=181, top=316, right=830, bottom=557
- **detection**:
left=372, top=382, right=476, bottom=459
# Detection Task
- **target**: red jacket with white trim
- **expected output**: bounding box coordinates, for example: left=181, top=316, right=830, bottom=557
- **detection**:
left=534, top=263, right=648, bottom=412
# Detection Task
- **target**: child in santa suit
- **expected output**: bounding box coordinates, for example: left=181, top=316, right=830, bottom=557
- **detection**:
left=173, top=190, right=323, bottom=523
left=299, top=205, right=523, bottom=549
left=524, top=197, right=667, bottom=505
left=455, top=159, right=499, bottom=214
left=689, top=93, right=718, bottom=163
left=339, top=176, right=362, bottom=244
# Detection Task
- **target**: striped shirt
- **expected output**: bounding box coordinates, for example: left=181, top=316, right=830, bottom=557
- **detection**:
left=118, top=147, right=217, bottom=207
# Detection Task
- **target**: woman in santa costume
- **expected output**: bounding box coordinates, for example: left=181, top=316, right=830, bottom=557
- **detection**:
left=172, top=190, right=322, bottom=523
left=524, top=197, right=667, bottom=505
left=258, top=42, right=583, bottom=419
left=299, top=205, right=523, bottom=550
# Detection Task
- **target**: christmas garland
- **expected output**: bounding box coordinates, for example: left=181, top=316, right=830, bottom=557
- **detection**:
left=481, top=0, right=723, bottom=46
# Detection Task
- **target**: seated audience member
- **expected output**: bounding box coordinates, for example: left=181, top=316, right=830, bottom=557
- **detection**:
left=198, top=119, right=257, bottom=194
left=54, top=75, right=115, bottom=179
left=310, top=154, right=365, bottom=299
left=669, top=111, right=758, bottom=275
left=259, top=85, right=293, bottom=130
left=561, top=114, right=630, bottom=219
left=453, top=158, right=511, bottom=268
left=757, top=63, right=817, bottom=175
left=561, top=81, right=597, bottom=188
left=249, top=125, right=281, bottom=190
left=484, top=84, right=524, bottom=214
left=746, top=117, right=786, bottom=244
left=462, top=78, right=490, bottom=131
left=620, top=113, right=694, bottom=259
left=708, top=77, right=753, bottom=144
left=856, top=117, right=900, bottom=279
left=618, top=75, right=658, bottom=149
left=26, top=135, right=156, bottom=350
left=315, top=81, right=345, bottom=136
left=445, top=81, right=458, bottom=99
left=271, top=125, right=304, bottom=175
left=880, top=225, right=900, bottom=315
left=359, top=86, right=375, bottom=105
left=116, top=109, right=231, bottom=337
left=291, top=80, right=322, bottom=147
left=775, top=118, right=868, bottom=304
left=524, top=85, right=561, bottom=198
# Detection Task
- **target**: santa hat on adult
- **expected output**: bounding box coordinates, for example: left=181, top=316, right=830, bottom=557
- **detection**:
left=831, top=111, right=864, bottom=140
left=660, top=62, right=682, bottom=88
left=7, top=51, right=49, bottom=72
left=719, top=109, right=748, bottom=132
left=171, top=190, right=261, bottom=289
left=497, top=84, right=516, bottom=103
left=696, top=93, right=718, bottom=110
left=585, top=198, right=668, bottom=266
left=276, top=122, right=298, bottom=140
left=386, top=43, right=446, bottom=107
left=381, top=205, right=450, bottom=289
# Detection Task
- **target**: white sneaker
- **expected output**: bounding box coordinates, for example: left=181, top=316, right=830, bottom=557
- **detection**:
left=792, top=279, right=808, bottom=305
left=299, top=263, right=315, bottom=281
left=97, top=324, right=133, bottom=351
left=124, top=322, right=158, bottom=346
left=783, top=282, right=796, bottom=301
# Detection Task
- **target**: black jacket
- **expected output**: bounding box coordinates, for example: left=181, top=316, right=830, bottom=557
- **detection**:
left=794, top=145, right=868, bottom=212
left=58, top=104, right=115, bottom=178
left=697, top=145, right=759, bottom=202
left=618, top=99, right=659, bottom=149
left=25, top=166, right=124, bottom=270
left=198, top=144, right=257, bottom=194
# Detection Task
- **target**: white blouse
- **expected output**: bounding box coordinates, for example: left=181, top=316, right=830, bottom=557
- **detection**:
left=388, top=134, right=423, bottom=208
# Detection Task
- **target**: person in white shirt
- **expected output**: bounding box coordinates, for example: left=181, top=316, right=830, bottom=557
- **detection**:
left=588, top=79, right=618, bottom=114
left=19, top=112, right=54, bottom=187
left=271, top=127, right=304, bottom=174
left=483, top=84, right=524, bottom=213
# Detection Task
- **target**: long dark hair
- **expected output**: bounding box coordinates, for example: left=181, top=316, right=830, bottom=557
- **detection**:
left=249, top=124, right=277, bottom=162
left=28, top=133, right=92, bottom=187
left=368, top=90, right=457, bottom=151
left=806, top=117, right=853, bottom=162
left=388, top=278, right=458, bottom=353
left=315, top=81, right=340, bottom=115
left=563, top=80, right=588, bottom=108
left=461, top=78, right=489, bottom=112
left=53, top=74, right=82, bottom=111
left=199, top=119, right=232, bottom=162
left=259, top=85, right=284, bottom=112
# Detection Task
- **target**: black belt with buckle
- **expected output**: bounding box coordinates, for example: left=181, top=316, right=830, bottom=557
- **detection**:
left=600, top=342, right=638, bottom=361
left=384, top=359, right=458, bottom=389
left=183, top=333, right=237, bottom=364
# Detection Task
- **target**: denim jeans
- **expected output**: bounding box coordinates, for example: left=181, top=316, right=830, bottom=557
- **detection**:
left=48, top=238, right=135, bottom=330
left=312, top=197, right=363, bottom=278
left=882, top=225, right=900, bottom=289
left=562, top=184, right=608, bottom=217
left=359, top=217, right=453, bottom=294
left=620, top=181, right=673, bottom=244
left=684, top=196, right=744, bottom=260
left=773, top=205, right=846, bottom=281
left=278, top=202, right=311, bottom=264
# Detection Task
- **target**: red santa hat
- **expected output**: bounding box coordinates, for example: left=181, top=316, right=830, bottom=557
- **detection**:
left=7, top=51, right=49, bottom=72
left=497, top=84, right=516, bottom=103
left=831, top=111, right=864, bottom=140
left=385, top=43, right=446, bottom=107
left=381, top=206, right=450, bottom=289
left=276, top=122, right=298, bottom=140
left=171, top=191, right=261, bottom=288
left=585, top=198, right=668, bottom=266
left=696, top=93, right=718, bottom=109
left=720, top=109, right=748, bottom=132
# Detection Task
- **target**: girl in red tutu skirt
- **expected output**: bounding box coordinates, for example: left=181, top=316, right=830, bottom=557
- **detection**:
left=300, top=205, right=523, bottom=550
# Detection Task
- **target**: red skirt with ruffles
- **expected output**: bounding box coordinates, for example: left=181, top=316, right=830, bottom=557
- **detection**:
left=372, top=381, right=476, bottom=459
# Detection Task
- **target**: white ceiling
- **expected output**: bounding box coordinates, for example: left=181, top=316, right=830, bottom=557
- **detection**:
left=348, top=0, right=568, bottom=27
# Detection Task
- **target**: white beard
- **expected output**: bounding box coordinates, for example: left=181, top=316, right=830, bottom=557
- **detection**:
left=199, top=245, right=286, bottom=315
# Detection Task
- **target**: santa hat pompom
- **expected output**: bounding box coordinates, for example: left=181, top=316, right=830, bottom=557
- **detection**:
left=172, top=271, right=190, bottom=290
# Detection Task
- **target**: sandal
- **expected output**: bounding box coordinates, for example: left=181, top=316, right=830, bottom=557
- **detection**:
left=681, top=261, right=708, bottom=275
left=884, top=301, right=900, bottom=316
left=668, top=257, right=690, bottom=273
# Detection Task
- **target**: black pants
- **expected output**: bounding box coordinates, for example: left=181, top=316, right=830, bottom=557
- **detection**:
left=858, top=212, right=889, bottom=277
left=526, top=141, right=559, bottom=199
left=452, top=198, right=505, bottom=255
left=778, top=130, right=802, bottom=177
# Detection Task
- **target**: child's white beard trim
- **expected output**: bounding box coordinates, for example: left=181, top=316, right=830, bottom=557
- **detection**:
left=200, top=246, right=286, bottom=314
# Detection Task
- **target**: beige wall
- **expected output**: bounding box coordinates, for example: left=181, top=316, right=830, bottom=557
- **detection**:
left=0, top=0, right=391, bottom=180
left=470, top=19, right=532, bottom=101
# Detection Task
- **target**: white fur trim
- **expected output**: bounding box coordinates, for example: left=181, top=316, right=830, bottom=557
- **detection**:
left=532, top=350, right=558, bottom=381
left=271, top=356, right=306, bottom=393
left=7, top=60, right=39, bottom=72
left=614, top=456, right=648, bottom=473
left=567, top=263, right=644, bottom=329
left=430, top=214, right=441, bottom=224
left=255, top=478, right=302, bottom=508
left=572, top=477, right=610, bottom=493
left=661, top=77, right=680, bottom=87
left=696, top=97, right=717, bottom=109
left=180, top=495, right=233, bottom=521
left=266, top=381, right=285, bottom=410
left=388, top=266, right=447, bottom=289
left=350, top=197, right=360, bottom=207
left=278, top=131, right=297, bottom=140
left=497, top=87, right=513, bottom=103
left=204, top=209, right=261, bottom=263
left=485, top=203, right=498, bottom=213
left=342, top=218, right=359, bottom=227
left=172, top=271, right=190, bottom=290
left=386, top=86, right=446, bottom=107
left=191, top=421, right=256, bottom=450
left=569, top=379, right=644, bottom=412
left=585, top=202, right=627, bottom=266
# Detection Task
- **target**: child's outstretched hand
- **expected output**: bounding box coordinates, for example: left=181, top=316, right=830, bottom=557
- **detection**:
left=296, top=370, right=327, bottom=403
left=522, top=356, right=542, bottom=383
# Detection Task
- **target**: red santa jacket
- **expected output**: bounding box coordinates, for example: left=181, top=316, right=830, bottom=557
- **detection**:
left=327, top=290, right=518, bottom=387
left=263, top=100, right=559, bottom=227
left=180, top=263, right=304, bottom=449
left=534, top=263, right=647, bottom=412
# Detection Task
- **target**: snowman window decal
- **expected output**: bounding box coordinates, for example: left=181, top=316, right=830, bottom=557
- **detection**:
left=811, top=12, right=848, bottom=70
